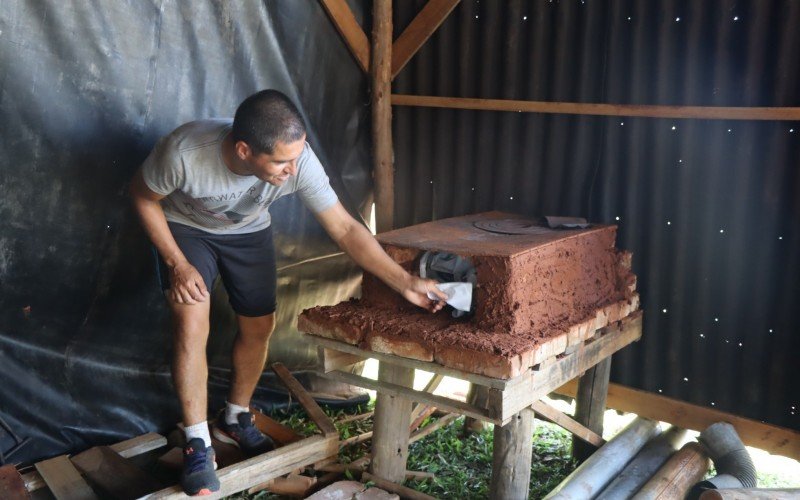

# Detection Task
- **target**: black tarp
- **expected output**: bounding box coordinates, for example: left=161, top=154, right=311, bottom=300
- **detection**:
left=0, top=1, right=371, bottom=464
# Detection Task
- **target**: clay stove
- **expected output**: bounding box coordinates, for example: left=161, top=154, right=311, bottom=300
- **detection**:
left=299, top=212, right=639, bottom=379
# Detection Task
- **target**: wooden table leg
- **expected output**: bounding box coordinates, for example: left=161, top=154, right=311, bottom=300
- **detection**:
left=490, top=407, right=534, bottom=500
left=371, top=362, right=415, bottom=483
left=572, top=356, right=612, bottom=461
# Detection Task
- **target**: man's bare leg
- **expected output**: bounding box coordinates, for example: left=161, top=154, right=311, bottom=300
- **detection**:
left=170, top=299, right=212, bottom=426
left=228, top=313, right=276, bottom=407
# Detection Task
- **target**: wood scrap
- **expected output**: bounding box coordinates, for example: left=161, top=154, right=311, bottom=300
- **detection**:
left=247, top=472, right=316, bottom=496
left=336, top=411, right=374, bottom=424
left=34, top=455, right=98, bottom=500
left=70, top=446, right=161, bottom=499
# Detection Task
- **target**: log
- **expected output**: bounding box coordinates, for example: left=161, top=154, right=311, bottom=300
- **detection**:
left=699, top=488, right=800, bottom=499
left=632, top=442, right=711, bottom=500
left=544, top=417, right=661, bottom=499
left=371, top=0, right=394, bottom=232
left=596, top=426, right=688, bottom=499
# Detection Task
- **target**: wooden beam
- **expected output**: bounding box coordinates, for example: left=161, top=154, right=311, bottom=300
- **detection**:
left=572, top=356, right=611, bottom=460
left=391, top=0, right=460, bottom=79
left=318, top=0, right=370, bottom=73
left=554, top=380, right=800, bottom=461
left=70, top=446, right=162, bottom=499
left=143, top=434, right=338, bottom=499
left=392, top=94, right=800, bottom=121
left=372, top=0, right=394, bottom=232
left=271, top=363, right=337, bottom=437
left=531, top=400, right=605, bottom=447
left=370, top=362, right=414, bottom=483
left=490, top=408, right=534, bottom=500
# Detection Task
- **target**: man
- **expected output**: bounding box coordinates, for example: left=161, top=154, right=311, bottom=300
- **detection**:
left=130, top=89, right=446, bottom=496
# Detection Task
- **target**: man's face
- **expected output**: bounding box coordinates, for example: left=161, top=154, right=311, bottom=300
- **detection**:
left=243, top=136, right=306, bottom=186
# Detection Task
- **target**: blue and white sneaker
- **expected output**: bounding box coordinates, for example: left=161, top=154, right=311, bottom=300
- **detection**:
left=180, top=438, right=220, bottom=496
left=213, top=411, right=275, bottom=456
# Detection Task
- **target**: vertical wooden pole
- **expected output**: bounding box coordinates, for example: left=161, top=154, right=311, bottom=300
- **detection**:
left=572, top=357, right=612, bottom=461
left=490, top=408, right=534, bottom=500
left=371, top=362, right=415, bottom=482
left=372, top=0, right=394, bottom=233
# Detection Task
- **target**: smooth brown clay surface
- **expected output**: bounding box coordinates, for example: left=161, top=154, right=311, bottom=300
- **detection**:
left=300, top=212, right=638, bottom=379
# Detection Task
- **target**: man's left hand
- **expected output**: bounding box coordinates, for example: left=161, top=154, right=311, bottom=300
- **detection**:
left=402, top=277, right=448, bottom=313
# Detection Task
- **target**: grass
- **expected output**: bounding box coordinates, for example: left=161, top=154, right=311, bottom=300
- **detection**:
left=228, top=402, right=576, bottom=500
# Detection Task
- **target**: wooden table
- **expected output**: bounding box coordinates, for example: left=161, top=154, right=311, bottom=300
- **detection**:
left=306, top=311, right=643, bottom=499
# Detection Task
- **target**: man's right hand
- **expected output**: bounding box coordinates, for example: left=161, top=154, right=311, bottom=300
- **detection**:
left=168, top=261, right=210, bottom=304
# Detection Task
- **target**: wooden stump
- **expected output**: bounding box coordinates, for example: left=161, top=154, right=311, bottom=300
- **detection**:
left=370, top=362, right=415, bottom=483
left=490, top=408, right=534, bottom=500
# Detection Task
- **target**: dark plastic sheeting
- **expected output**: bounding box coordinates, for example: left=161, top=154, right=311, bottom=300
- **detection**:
left=393, top=0, right=799, bottom=432
left=0, top=1, right=370, bottom=463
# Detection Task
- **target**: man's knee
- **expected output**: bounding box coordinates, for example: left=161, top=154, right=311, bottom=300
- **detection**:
left=237, top=313, right=276, bottom=343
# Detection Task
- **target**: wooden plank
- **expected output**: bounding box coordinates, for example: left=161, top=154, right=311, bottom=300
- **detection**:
left=371, top=363, right=414, bottom=482
left=142, top=434, right=338, bottom=499
left=110, top=432, right=167, bottom=458
left=307, top=334, right=510, bottom=389
left=252, top=411, right=303, bottom=445
left=272, top=362, right=337, bottom=437
left=409, top=373, right=445, bottom=426
left=70, top=446, right=161, bottom=499
left=372, top=0, right=394, bottom=232
left=34, top=455, right=98, bottom=500
left=554, top=379, right=800, bottom=461
left=0, top=464, right=30, bottom=500
left=318, top=0, right=370, bottom=72
left=494, top=312, right=642, bottom=424
left=391, top=94, right=800, bottom=121
left=531, top=400, right=605, bottom=447
left=409, top=413, right=460, bottom=443
left=323, top=369, right=498, bottom=424
left=391, top=0, right=460, bottom=78
left=572, top=356, right=612, bottom=460
left=319, top=346, right=362, bottom=373
left=527, top=313, right=642, bottom=407
left=490, top=408, right=534, bottom=500
left=362, top=472, right=436, bottom=500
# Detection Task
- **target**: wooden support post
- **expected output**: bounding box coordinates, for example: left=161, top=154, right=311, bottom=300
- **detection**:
left=370, top=362, right=415, bottom=483
left=490, top=408, right=534, bottom=500
left=572, top=356, right=611, bottom=461
left=463, top=383, right=491, bottom=433
left=371, top=0, right=394, bottom=233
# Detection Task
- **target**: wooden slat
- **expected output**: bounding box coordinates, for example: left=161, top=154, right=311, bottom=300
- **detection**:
left=392, top=94, right=800, bottom=121
left=323, top=369, right=498, bottom=423
left=372, top=0, right=394, bottom=232
left=272, top=363, right=337, bottom=437
left=554, top=379, right=800, bottom=461
left=110, top=432, right=167, bottom=458
left=391, top=0, right=460, bottom=78
left=409, top=413, right=460, bottom=444
left=531, top=400, right=605, bottom=447
left=318, top=346, right=362, bottom=373
left=142, top=434, right=338, bottom=499
left=70, top=446, right=161, bottom=499
left=307, top=334, right=510, bottom=389
left=318, top=0, right=370, bottom=72
left=34, top=456, right=98, bottom=500
left=252, top=411, right=304, bottom=445
left=409, top=373, right=445, bottom=425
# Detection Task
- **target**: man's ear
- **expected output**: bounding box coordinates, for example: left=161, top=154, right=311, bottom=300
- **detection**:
left=234, top=141, right=252, bottom=160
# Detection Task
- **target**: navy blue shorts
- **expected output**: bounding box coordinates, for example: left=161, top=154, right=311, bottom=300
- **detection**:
left=156, top=222, right=277, bottom=317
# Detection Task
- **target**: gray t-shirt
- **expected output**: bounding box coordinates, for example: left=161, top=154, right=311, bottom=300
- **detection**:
left=141, top=119, right=338, bottom=234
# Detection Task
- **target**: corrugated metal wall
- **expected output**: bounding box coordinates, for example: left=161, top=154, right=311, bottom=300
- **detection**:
left=391, top=0, right=800, bottom=430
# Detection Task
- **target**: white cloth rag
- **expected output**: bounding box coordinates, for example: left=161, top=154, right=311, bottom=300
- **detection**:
left=427, top=282, right=473, bottom=312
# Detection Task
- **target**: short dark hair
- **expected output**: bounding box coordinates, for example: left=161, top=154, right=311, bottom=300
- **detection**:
left=232, top=89, right=306, bottom=154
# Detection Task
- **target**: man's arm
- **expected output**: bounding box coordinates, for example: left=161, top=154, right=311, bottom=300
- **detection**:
left=314, top=202, right=447, bottom=312
left=129, top=170, right=209, bottom=305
